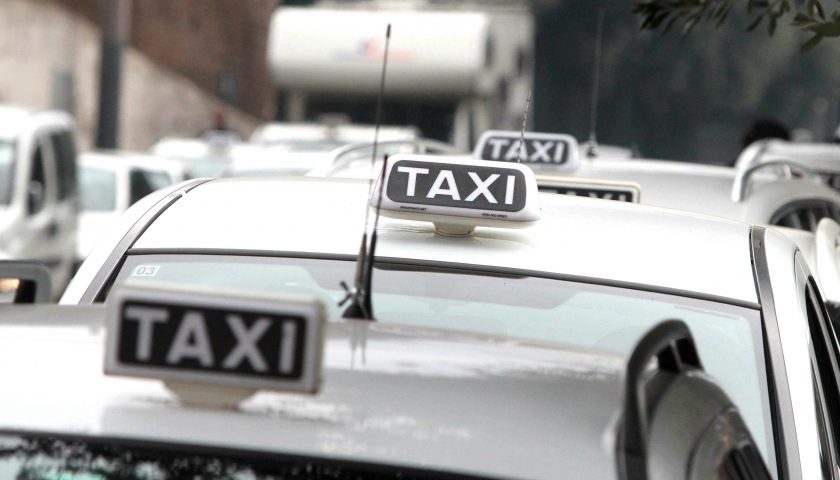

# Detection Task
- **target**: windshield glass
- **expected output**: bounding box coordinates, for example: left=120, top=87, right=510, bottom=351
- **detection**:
left=0, top=434, right=477, bottom=479
left=0, top=140, right=15, bottom=205
left=110, top=254, right=774, bottom=469
left=79, top=166, right=117, bottom=211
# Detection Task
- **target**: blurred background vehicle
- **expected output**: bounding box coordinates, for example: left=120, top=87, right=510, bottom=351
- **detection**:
left=267, top=2, right=534, bottom=150
left=76, top=150, right=184, bottom=266
left=0, top=105, right=77, bottom=297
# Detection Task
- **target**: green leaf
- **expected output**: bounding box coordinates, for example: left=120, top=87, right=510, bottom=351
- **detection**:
left=801, top=33, right=823, bottom=52
left=746, top=14, right=764, bottom=31
left=808, top=19, right=840, bottom=37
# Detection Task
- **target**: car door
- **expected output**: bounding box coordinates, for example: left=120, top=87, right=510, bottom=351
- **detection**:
left=18, top=133, right=59, bottom=271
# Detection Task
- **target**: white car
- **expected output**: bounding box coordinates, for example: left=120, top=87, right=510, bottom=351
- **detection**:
left=467, top=130, right=840, bottom=232
left=251, top=121, right=419, bottom=151
left=77, top=151, right=185, bottom=265
left=63, top=154, right=840, bottom=477
left=150, top=136, right=241, bottom=179
left=0, top=105, right=78, bottom=296
left=0, top=284, right=769, bottom=478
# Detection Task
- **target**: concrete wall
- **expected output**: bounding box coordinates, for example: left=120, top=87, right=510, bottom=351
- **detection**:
left=0, top=0, right=258, bottom=151
left=54, top=0, right=277, bottom=119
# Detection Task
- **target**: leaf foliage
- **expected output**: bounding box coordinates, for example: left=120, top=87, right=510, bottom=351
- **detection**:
left=632, top=0, right=840, bottom=52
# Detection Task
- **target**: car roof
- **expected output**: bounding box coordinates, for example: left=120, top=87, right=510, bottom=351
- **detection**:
left=252, top=122, right=418, bottom=144
left=0, top=105, right=72, bottom=141
left=326, top=151, right=840, bottom=224
left=0, top=305, right=624, bottom=480
left=132, top=176, right=758, bottom=304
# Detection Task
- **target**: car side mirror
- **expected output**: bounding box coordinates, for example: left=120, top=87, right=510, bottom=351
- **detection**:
left=0, top=261, right=51, bottom=303
left=27, top=181, right=44, bottom=215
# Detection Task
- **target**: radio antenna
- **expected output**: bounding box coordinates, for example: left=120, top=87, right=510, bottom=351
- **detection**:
left=585, top=8, right=605, bottom=159
left=341, top=23, right=391, bottom=320
left=517, top=90, right=532, bottom=163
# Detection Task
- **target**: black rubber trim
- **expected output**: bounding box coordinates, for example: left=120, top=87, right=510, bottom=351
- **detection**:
left=79, top=179, right=212, bottom=304
left=121, top=248, right=762, bottom=310
left=617, top=319, right=703, bottom=479
left=0, top=428, right=502, bottom=480
left=750, top=225, right=799, bottom=479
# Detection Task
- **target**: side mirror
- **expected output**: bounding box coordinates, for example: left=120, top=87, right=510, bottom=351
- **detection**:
left=27, top=181, right=44, bottom=215
left=0, top=261, right=51, bottom=303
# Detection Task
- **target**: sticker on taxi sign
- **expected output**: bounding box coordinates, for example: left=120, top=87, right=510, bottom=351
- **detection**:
left=105, top=283, right=325, bottom=394
left=473, top=130, right=581, bottom=171
left=371, top=154, right=540, bottom=230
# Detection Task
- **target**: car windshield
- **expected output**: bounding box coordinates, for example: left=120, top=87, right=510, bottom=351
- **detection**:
left=110, top=254, right=775, bottom=470
left=0, top=434, right=480, bottom=480
left=0, top=140, right=15, bottom=205
left=79, top=166, right=117, bottom=211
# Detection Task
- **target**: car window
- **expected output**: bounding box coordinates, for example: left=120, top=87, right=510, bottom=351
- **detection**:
left=0, top=140, right=15, bottom=205
left=802, top=272, right=840, bottom=477
left=109, top=253, right=775, bottom=467
left=49, top=131, right=76, bottom=201
left=0, top=434, right=476, bottom=480
left=79, top=167, right=117, bottom=211
left=129, top=169, right=171, bottom=205
left=27, top=142, right=47, bottom=215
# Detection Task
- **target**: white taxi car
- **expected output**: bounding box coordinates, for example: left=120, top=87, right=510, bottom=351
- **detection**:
left=0, top=283, right=768, bottom=479
left=466, top=131, right=840, bottom=232
left=62, top=155, right=840, bottom=478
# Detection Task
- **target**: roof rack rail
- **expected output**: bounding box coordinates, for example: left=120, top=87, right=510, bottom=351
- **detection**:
left=326, top=138, right=462, bottom=176
left=731, top=157, right=813, bottom=202
left=615, top=319, right=771, bottom=479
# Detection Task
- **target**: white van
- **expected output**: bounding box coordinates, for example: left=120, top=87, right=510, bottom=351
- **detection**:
left=0, top=106, right=77, bottom=296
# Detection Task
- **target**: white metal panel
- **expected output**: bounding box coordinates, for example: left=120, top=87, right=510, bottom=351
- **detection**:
left=267, top=8, right=492, bottom=97
left=0, top=311, right=623, bottom=480
left=131, top=177, right=758, bottom=304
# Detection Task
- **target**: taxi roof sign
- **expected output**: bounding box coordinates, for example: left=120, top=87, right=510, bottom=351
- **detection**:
left=538, top=176, right=641, bottom=203
left=473, top=130, right=581, bottom=172
left=105, top=282, right=326, bottom=406
left=371, top=154, right=540, bottom=236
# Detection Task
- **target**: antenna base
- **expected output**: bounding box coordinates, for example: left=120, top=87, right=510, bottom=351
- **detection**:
left=434, top=222, right=475, bottom=237
left=164, top=380, right=255, bottom=410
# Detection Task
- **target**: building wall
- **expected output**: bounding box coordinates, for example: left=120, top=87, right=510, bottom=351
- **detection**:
left=53, top=0, right=278, bottom=119
left=0, top=0, right=259, bottom=150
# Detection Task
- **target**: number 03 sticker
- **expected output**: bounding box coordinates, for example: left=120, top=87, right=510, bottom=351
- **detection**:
left=132, top=265, right=160, bottom=277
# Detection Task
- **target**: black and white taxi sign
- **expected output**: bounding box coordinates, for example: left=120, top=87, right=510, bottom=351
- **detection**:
left=371, top=154, right=541, bottom=229
left=538, top=177, right=641, bottom=203
left=473, top=130, right=581, bottom=172
left=105, top=283, right=325, bottom=394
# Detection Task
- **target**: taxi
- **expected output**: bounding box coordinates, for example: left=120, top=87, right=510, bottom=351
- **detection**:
left=466, top=130, right=840, bottom=232
left=62, top=154, right=840, bottom=478
left=1, top=284, right=768, bottom=478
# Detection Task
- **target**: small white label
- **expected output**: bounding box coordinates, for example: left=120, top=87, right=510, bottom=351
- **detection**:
left=132, top=265, right=160, bottom=277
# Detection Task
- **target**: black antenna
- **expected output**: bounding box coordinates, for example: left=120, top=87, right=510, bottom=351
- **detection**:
left=585, top=8, right=605, bottom=159
left=341, top=23, right=391, bottom=320
left=517, top=90, right=532, bottom=163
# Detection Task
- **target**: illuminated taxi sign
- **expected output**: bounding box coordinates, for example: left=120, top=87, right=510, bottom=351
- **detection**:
left=538, top=177, right=641, bottom=203
left=105, top=283, right=326, bottom=400
left=372, top=154, right=540, bottom=235
left=473, top=130, right=581, bottom=171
